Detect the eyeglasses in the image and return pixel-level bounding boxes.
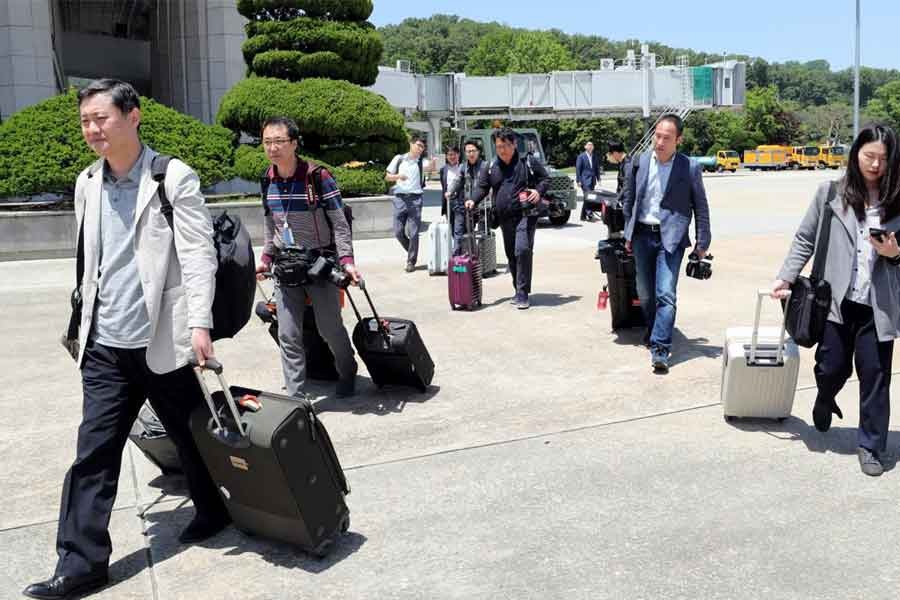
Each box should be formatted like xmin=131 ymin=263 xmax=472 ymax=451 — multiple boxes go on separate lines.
xmin=263 ymin=138 xmax=292 ymax=148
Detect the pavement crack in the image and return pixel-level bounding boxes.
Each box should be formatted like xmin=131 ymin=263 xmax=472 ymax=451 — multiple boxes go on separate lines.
xmin=127 ymin=445 xmax=161 ymax=600
xmin=345 ymin=400 xmax=724 ymax=472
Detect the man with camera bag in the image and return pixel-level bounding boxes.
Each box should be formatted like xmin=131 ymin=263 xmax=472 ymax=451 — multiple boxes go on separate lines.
xmin=623 ymin=114 xmax=711 ymax=373
xmin=468 ymin=127 xmax=550 ymax=309
xmin=255 ymin=117 xmax=360 ymax=399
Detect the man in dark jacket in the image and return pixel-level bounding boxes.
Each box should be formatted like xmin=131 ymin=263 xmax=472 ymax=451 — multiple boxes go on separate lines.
xmin=448 ymin=140 xmax=487 ymax=253
xmin=607 ymin=141 xmax=628 ymax=194
xmin=576 ymin=141 xmax=600 ymax=221
xmin=469 ymin=127 xmax=550 ymax=309
xmin=622 ymin=114 xmax=711 ymax=373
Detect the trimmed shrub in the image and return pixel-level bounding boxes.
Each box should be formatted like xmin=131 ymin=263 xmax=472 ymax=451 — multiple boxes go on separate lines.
xmin=0 ymin=90 xmax=234 ymax=197
xmin=250 ymin=50 xmax=378 ymax=86
xmin=232 ymin=144 xmax=388 ymax=197
xmin=237 ymin=0 xmax=373 ymax=22
xmin=217 ymin=77 xmax=407 ymax=161
xmin=243 ymin=18 xmax=382 ymax=65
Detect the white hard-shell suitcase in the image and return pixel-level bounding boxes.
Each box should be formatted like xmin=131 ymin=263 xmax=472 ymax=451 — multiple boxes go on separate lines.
xmin=427 ymin=219 xmax=451 ymax=275
xmin=721 ymin=289 xmax=800 ymax=421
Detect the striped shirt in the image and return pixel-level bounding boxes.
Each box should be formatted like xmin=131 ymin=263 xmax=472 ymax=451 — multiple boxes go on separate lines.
xmin=261 ymin=160 xmax=354 ymax=266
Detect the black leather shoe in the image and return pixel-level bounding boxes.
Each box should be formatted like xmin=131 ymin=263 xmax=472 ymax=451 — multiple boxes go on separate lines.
xmin=858 ymin=447 xmax=884 ymax=477
xmin=23 ymin=573 xmax=108 ymax=599
xmin=812 ymin=397 xmax=843 ymax=432
xmin=178 ymin=512 xmax=231 ymax=544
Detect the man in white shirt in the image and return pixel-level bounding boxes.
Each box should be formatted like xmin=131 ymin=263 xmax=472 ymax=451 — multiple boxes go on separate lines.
xmin=386 ymin=136 xmax=428 ymax=272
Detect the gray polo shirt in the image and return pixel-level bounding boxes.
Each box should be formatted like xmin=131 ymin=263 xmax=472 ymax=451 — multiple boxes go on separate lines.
xmin=639 ymin=152 xmax=675 ymax=225
xmin=92 ymin=148 xmax=152 ymax=348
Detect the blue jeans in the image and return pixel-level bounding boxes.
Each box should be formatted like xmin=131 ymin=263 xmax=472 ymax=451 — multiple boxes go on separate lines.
xmin=631 ymin=228 xmax=686 ymax=355
xmin=393 ymin=193 xmax=423 ymax=264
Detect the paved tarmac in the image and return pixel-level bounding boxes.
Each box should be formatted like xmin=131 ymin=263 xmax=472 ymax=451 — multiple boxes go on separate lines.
xmin=4 ymin=168 xmax=900 ymax=599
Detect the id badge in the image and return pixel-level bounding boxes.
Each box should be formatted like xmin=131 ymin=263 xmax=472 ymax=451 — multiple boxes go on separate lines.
xmin=282 ymin=225 xmax=295 ymax=247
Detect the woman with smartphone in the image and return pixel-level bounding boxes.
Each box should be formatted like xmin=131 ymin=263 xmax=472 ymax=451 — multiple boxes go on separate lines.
xmin=772 ymin=123 xmax=900 ymax=476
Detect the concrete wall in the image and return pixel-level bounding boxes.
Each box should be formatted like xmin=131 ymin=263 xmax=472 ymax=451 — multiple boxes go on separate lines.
xmin=151 ymin=0 xmax=246 ymax=123
xmin=0 ymin=196 xmax=397 ymax=261
xmin=0 ymin=0 xmax=56 ymax=121
xmin=0 ymin=0 xmax=247 ymax=124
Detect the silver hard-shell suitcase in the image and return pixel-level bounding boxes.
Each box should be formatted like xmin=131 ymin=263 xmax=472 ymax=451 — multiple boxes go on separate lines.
xmin=721 ymin=290 xmax=800 ymax=421
xmin=427 ymin=219 xmax=451 ymax=275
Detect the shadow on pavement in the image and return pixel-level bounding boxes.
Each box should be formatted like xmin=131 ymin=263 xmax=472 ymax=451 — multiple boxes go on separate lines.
xmin=314 ymin=383 xmax=440 ymax=416
xmin=608 ymin=326 xmax=722 ymax=368
xmin=728 ymin=416 xmax=899 ymax=471
xmin=109 ymin=504 xmax=366 ymax=587
xmin=526 ymin=293 xmax=581 ymax=308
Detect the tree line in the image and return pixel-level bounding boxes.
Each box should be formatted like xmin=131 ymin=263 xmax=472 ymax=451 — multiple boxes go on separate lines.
xmin=379 ymin=15 xmax=900 ymax=165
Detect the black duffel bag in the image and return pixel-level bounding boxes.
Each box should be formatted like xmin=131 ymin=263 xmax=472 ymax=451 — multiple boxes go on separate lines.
xmin=783 ymin=183 xmax=836 ymax=348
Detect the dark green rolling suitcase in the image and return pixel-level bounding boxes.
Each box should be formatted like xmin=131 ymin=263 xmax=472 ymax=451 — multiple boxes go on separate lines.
xmin=188 ymin=359 xmax=350 ymax=557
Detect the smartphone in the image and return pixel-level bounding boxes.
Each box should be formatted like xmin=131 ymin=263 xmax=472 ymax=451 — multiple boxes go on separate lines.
xmin=869 ymin=228 xmax=888 ymax=242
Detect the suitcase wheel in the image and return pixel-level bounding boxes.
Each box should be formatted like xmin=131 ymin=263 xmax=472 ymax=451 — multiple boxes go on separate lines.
xmin=311 ymin=537 xmax=334 ymax=559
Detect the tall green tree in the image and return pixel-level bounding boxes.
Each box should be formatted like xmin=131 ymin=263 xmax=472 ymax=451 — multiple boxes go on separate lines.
xmin=867 ymin=80 xmax=900 ymax=131
xmin=743 ymin=86 xmax=801 ymax=144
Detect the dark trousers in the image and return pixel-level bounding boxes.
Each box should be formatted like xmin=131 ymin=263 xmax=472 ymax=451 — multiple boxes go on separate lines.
xmin=580 ymin=185 xmax=595 ymax=219
xmin=815 ymin=299 xmax=894 ymax=453
xmin=55 ymin=340 xmax=226 ymax=578
xmin=500 ymin=213 xmax=538 ymax=299
xmin=452 ymin=204 xmax=478 ymax=255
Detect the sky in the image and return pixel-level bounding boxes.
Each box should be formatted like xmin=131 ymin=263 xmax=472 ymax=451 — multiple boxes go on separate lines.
xmin=370 ymin=0 xmax=897 ymax=71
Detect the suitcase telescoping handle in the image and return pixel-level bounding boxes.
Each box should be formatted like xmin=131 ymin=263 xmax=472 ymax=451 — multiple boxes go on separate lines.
xmin=750 ymin=289 xmax=791 ymax=365
xmin=465 ymin=207 xmax=478 ymax=257
xmin=189 ymin=357 xmax=250 ymax=446
xmin=344 ymin=280 xmax=391 ymax=346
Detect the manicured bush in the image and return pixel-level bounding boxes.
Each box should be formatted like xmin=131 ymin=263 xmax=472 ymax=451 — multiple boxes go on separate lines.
xmin=250 ymin=50 xmax=378 ymax=86
xmin=225 ymin=0 xmax=400 ymax=195
xmin=0 ymin=89 xmax=234 ymax=197
xmin=243 ymin=18 xmax=382 ymax=66
xmin=237 ymin=0 xmax=373 ymax=22
xmin=232 ymin=144 xmax=388 ymax=197
xmin=217 ymin=77 xmax=407 ymax=161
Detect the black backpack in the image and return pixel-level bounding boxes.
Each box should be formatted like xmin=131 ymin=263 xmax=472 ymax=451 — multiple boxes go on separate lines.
xmin=152 ymin=155 xmax=256 ymax=342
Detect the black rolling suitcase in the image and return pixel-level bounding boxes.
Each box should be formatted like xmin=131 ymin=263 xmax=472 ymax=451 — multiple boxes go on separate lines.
xmin=255 ymin=280 xmax=339 ymax=381
xmin=346 ymin=282 xmax=434 ymax=392
xmin=128 ymin=402 xmax=182 ymax=475
xmin=189 ymin=359 xmax=350 ymax=557
xmin=596 ymin=238 xmax=645 ymax=330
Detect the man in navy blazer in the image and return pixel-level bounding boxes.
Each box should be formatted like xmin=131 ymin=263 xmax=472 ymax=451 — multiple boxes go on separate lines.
xmin=576 ymin=141 xmax=600 ymax=220
xmin=622 ymin=114 xmax=711 ymax=372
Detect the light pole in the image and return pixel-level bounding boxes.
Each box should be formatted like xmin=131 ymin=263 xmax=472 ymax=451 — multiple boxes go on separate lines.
xmin=853 ymin=0 xmax=860 ymax=138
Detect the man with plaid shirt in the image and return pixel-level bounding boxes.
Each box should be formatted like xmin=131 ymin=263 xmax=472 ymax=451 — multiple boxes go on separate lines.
xmin=255 ymin=116 xmax=360 ymax=398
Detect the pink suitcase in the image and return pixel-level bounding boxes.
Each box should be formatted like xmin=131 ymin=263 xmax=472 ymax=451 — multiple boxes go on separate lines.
xmin=448 ymin=210 xmax=482 ymax=310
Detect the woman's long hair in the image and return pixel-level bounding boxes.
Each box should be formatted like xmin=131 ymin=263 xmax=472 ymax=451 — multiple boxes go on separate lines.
xmin=842 ymin=123 xmax=900 ymax=222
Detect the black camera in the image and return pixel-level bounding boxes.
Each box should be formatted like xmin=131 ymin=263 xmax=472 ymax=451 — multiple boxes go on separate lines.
xmin=308 ymin=253 xmax=351 ymax=288
xmin=685 ymin=252 xmax=713 ymax=280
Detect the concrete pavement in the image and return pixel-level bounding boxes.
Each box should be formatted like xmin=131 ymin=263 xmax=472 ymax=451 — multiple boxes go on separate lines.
xmin=3 ymin=168 xmax=900 ymax=599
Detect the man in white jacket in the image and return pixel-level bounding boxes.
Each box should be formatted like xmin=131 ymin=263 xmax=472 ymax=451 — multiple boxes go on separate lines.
xmin=24 ymin=79 xmax=229 ymax=600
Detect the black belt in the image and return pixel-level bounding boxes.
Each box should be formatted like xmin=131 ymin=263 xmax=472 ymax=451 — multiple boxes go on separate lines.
xmin=636 ymin=222 xmax=661 ymax=233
